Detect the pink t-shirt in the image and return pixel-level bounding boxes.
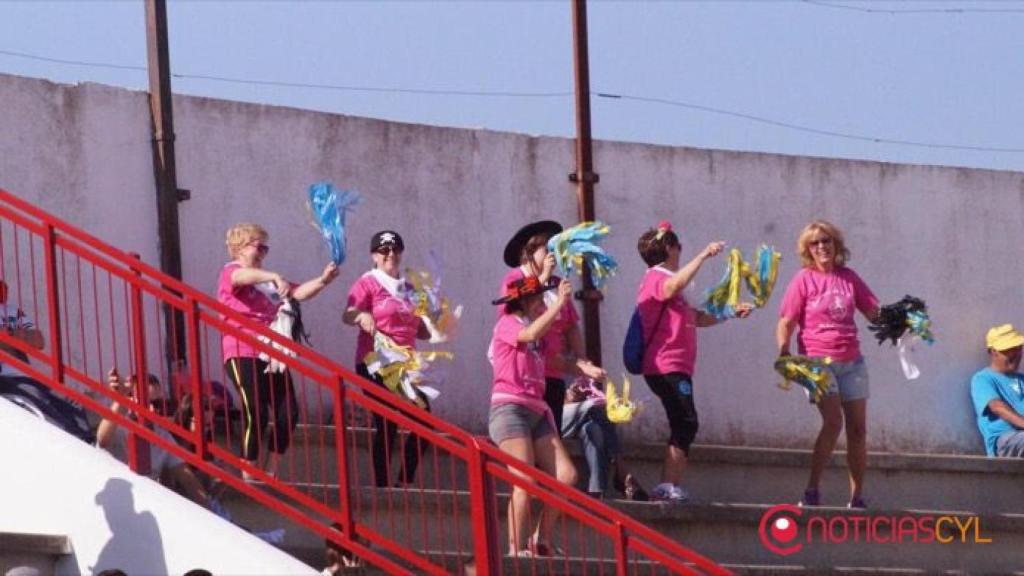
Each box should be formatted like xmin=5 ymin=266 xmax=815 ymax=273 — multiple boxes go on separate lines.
xmin=498 ymin=268 xmax=580 ymax=379
xmin=489 ymin=313 xmax=550 ymax=417
xmin=217 ymin=262 xmax=281 ymax=361
xmin=778 ymin=267 xmax=879 ymax=362
xmin=637 ymin=266 xmax=698 ymax=376
xmin=346 ymin=272 xmax=421 ymax=365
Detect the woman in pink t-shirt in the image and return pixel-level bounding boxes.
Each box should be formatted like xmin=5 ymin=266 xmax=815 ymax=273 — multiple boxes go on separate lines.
xmin=218 ymin=223 xmax=339 ymax=481
xmin=634 ymin=222 xmax=751 ymax=502
xmin=499 ymin=221 xmax=607 ymax=435
xmin=776 ymin=220 xmax=879 ymax=509
xmin=342 ymin=230 xmax=432 ymax=487
xmin=490 ymin=275 xmax=578 ymax=557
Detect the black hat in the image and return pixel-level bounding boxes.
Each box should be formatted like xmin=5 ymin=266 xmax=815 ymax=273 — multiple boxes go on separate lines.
xmin=502 ymin=220 xmax=562 ymax=268
xmin=370 ymin=230 xmax=404 ymax=253
xmin=491 ymin=276 xmax=557 ymax=305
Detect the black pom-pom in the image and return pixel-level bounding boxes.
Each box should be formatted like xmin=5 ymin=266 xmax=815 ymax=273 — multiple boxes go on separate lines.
xmin=868 ymin=295 xmax=927 ymax=346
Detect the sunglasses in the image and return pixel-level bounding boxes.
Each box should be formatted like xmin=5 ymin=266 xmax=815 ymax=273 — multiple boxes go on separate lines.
xmin=375 ymin=246 xmax=402 ymax=255
xmin=808 ymin=238 xmax=833 ymax=248
xmin=248 ymin=241 xmax=270 ymax=255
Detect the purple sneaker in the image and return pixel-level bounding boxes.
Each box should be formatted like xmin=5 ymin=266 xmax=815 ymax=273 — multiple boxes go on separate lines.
xmin=798 ymin=488 xmax=820 ymax=507
xmin=848 ymin=495 xmax=867 ymax=509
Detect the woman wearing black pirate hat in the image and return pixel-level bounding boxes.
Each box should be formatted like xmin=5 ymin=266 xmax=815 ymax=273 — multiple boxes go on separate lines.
xmin=498 ymin=221 xmax=607 ymax=433
xmin=343 ymin=230 xmax=432 ymax=487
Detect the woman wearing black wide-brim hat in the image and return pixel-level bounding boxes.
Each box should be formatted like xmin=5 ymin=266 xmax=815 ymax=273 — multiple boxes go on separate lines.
xmin=498 ymin=221 xmax=607 ymax=431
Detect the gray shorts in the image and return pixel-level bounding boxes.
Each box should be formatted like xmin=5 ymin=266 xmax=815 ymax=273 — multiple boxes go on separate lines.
xmin=488 ymin=403 xmax=554 ymax=444
xmin=824 ymin=357 xmax=870 ymax=402
xmin=996 ymin=430 xmax=1024 ymax=458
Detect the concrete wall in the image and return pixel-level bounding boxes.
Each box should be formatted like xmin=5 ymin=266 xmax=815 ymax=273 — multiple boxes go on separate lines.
xmin=0 ymin=397 xmax=316 ymax=575
xmin=3 ymin=72 xmax=1023 ymax=454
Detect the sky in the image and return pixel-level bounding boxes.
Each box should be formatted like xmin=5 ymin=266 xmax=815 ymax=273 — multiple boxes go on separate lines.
xmin=1 ymin=0 xmax=1023 ymax=173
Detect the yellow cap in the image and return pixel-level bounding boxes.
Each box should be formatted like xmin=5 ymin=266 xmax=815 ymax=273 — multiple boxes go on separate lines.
xmin=986 ymin=324 xmax=1024 ymax=351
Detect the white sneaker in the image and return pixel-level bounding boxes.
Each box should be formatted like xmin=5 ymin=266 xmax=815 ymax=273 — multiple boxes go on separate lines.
xmin=652 ymin=482 xmax=689 ymax=502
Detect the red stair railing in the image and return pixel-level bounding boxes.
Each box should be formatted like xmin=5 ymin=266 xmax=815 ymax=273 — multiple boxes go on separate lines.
xmin=0 ymin=188 xmax=730 ymax=576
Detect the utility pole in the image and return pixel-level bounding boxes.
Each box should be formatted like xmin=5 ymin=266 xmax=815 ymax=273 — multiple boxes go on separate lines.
xmin=145 ymin=0 xmax=187 ymax=372
xmin=570 ymin=0 xmax=602 ymax=364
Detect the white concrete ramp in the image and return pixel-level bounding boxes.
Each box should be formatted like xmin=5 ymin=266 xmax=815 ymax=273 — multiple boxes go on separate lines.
xmin=0 ymin=397 xmax=317 ymax=576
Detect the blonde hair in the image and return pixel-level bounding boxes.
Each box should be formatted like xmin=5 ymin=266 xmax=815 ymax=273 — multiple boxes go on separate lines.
xmin=797 ymin=220 xmax=850 ymax=268
xmin=225 ymin=223 xmax=268 ymax=259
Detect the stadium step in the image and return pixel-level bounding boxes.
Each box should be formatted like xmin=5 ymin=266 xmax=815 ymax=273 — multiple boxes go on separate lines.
xmin=212 ymin=424 xmax=1024 ymax=572
xmin=286 ymin=424 xmax=1024 ymax=514
xmin=618 ymin=442 xmax=1024 ymax=516
xmin=0 ymin=532 xmax=72 ymax=576
xmin=220 ymin=478 xmax=1023 ymax=574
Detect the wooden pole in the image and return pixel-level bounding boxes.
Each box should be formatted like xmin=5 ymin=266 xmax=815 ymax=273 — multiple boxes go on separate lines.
xmin=144 ymin=0 xmax=187 ymax=372
xmin=571 ymin=0 xmax=603 ymax=364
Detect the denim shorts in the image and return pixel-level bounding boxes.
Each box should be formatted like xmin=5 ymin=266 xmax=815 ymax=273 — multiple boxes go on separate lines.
xmin=824 ymin=357 xmax=870 ymax=401
xmin=996 ymin=430 xmax=1024 ymax=457
xmin=488 ymin=403 xmax=555 ymax=444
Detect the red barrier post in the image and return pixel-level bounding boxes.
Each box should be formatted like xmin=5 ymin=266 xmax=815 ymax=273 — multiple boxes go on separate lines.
xmin=185 ymin=296 xmax=206 ymax=461
xmin=41 ymin=225 xmax=64 ymax=385
xmin=127 ymin=253 xmax=152 ymax=476
xmin=333 ymin=375 xmax=355 ymax=541
xmin=466 ymin=437 xmax=498 ymax=576
xmin=614 ymin=520 xmax=628 ymax=576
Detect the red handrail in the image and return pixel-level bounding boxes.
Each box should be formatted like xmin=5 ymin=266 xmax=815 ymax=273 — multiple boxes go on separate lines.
xmin=0 ymin=187 xmax=731 ymax=575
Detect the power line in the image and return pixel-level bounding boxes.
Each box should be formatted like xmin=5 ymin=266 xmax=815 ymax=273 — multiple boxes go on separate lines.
xmin=2 ymin=46 xmax=1022 ymax=154
xmin=0 ymin=48 xmax=146 ymax=72
xmin=0 ymin=48 xmax=571 ymax=98
xmin=803 ymin=0 xmax=1024 ymax=14
xmin=594 ymin=92 xmax=1024 ymax=153
xmin=168 ymin=71 xmax=572 ymax=98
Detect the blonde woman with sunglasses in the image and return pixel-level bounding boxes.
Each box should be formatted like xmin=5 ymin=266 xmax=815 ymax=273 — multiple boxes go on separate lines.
xmin=219 ymin=223 xmax=338 ymax=481
xmin=777 ymin=220 xmax=880 ymax=509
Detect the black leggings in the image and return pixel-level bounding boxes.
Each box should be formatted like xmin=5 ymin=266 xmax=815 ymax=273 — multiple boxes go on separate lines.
xmin=357 ymin=363 xmax=432 ymax=487
xmin=644 ymin=372 xmax=699 ymax=455
xmin=544 ymin=377 xmax=567 ymax=437
xmin=225 ymin=357 xmax=298 ymax=462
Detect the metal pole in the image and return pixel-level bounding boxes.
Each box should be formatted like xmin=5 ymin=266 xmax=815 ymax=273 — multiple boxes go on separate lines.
xmin=570 ymin=0 xmax=603 ymax=364
xmin=144 ymin=0 xmax=187 ymax=373
xmin=467 ymin=439 xmax=498 ymax=576
xmin=128 ymin=254 xmax=152 ymax=477
xmin=42 ymin=225 xmax=64 ymax=387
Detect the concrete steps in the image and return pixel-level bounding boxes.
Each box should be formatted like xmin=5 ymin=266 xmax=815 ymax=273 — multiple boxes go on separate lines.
xmin=729 ymin=568 xmax=1013 ymax=576
xmin=222 ymin=481 xmax=1024 ymax=574
xmin=619 ymin=501 xmax=1021 ymax=572
xmin=0 ymin=532 xmax=72 ymax=576
xmin=633 ymin=443 xmax=1024 ymax=515
xmin=222 ymin=425 xmax=1024 ymax=574
xmin=284 ymin=424 xmax=1024 ymax=514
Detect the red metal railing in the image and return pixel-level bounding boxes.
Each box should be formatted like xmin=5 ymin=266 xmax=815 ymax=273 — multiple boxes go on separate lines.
xmin=0 ymin=188 xmax=730 ymax=575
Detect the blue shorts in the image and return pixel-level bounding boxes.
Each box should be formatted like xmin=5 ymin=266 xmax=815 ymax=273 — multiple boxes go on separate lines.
xmin=824 ymin=357 xmax=870 ymax=402
xmin=488 ymin=403 xmax=555 ymax=444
